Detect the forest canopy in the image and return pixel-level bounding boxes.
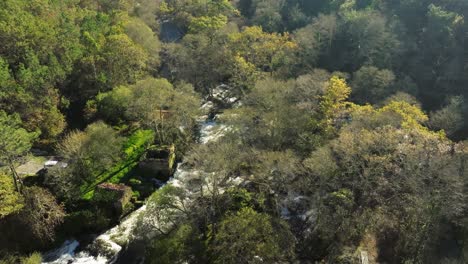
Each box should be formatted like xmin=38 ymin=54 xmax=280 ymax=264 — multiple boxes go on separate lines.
xmin=1 ymin=0 xmax=468 ymax=263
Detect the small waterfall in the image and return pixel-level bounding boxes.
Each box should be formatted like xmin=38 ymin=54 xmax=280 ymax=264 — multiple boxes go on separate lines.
xmin=41 ymin=240 xmax=108 ymax=264
xmin=42 ymin=205 xmax=148 ymax=264
xmin=42 ymin=108 xmax=225 ymax=264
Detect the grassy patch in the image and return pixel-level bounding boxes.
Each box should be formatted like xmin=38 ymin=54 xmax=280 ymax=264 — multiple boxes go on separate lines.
xmin=80 ymin=130 xmax=155 ymax=200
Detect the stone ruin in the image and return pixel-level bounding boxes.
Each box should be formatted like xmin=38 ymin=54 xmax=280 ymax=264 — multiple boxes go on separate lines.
xmin=138 ymin=144 xmax=175 ymax=181
xmin=93 ymin=183 xmax=133 ymax=217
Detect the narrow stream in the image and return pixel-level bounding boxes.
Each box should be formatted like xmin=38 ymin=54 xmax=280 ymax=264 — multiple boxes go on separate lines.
xmin=42 ymin=110 xmax=223 ymax=264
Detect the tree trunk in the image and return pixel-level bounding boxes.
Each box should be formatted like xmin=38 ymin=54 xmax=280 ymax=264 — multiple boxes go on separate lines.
xmin=7 ymin=157 xmax=22 ymax=193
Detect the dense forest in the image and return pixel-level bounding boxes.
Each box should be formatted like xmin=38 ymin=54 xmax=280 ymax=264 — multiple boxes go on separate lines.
xmin=1 ymin=0 xmax=468 ymax=263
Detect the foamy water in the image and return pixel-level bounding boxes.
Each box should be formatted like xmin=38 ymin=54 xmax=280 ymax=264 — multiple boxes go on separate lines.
xmin=42 ymin=110 xmax=225 ymax=264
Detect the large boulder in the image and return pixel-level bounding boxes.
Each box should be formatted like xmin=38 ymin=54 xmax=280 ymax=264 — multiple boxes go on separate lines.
xmin=210 ymin=84 xmax=239 ymax=109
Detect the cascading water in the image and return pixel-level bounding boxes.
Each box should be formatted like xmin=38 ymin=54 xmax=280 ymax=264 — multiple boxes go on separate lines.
xmin=42 ymin=107 xmax=225 ymax=264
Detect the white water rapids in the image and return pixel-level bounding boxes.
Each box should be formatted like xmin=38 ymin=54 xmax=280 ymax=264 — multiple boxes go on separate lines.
xmin=42 ymin=112 xmax=226 ymax=264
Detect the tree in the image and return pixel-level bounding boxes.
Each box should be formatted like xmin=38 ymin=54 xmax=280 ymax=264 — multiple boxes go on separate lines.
xmin=294 ymin=14 xmax=337 ymax=70
xmin=251 ymin=0 xmax=284 ymax=32
xmin=424 ymin=5 xmax=463 ymax=62
xmin=0 ymin=173 xmax=24 ymax=218
xmin=79 ymin=0 xmax=133 ymax=12
xmin=298 ymin=98 xmax=464 ymax=262
xmin=249 ymin=150 xmax=301 ymax=212
xmin=227 ymin=26 xmax=298 ymax=75
xmin=59 ymin=122 xmax=123 ymax=176
xmin=238 ymin=0 xmax=255 ymax=18
xmin=411 ymin=4 xmax=465 ymax=105
xmin=0 ymin=252 xmax=42 ymax=264
xmin=224 ymin=72 xmax=347 ymax=153
xmin=132 ymin=0 xmax=161 ymax=29
xmin=283 ymin=3 xmax=308 ymax=30
xmin=428 ymin=96 xmax=465 ymax=137
xmin=227 ymin=55 xmax=261 ymax=97
xmin=0 ymin=0 xmax=80 ymax=141
xmin=46 ymin=121 xmax=123 ymax=200
xmin=17 ymin=187 xmax=65 ymax=243
xmin=224 ymin=78 xmax=310 ymax=151
xmin=0 ymin=111 xmax=38 ymax=193
xmin=189 ymin=14 xmax=228 ymax=35
xmin=156 ymin=0 xmax=234 ymax=30
xmin=101 ymin=34 xmax=147 ymax=88
xmin=333 ymin=10 xmax=401 ymax=71
xmin=139 ymin=184 xmax=191 ymax=238
xmin=164 ymin=33 xmax=230 ymax=92
xmin=147 ymin=223 xmax=204 ymax=264
xmin=210 ymin=207 xmax=295 ymax=263
xmin=351 ymin=66 xmax=396 ymax=104
xmin=93 ymin=85 xmax=133 ymax=124
xmin=318 ymin=75 xmax=351 ymax=137
xmin=126 ymin=78 xmax=201 ymax=145
xmin=124 ymin=17 xmax=161 ymax=72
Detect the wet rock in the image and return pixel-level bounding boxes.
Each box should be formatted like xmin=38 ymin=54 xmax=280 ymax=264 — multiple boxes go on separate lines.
xmin=210 ymin=84 xmax=239 ymax=109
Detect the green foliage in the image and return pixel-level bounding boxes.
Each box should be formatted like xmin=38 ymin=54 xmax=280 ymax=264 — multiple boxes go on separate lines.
xmin=4 ymin=0 xmax=468 ymax=262
xmin=318 ymin=76 xmax=352 ymax=137
xmin=157 ymin=0 xmax=235 ymax=30
xmin=0 ymin=173 xmax=24 ymax=218
xmin=21 ymin=252 xmax=42 ymax=264
xmin=94 ymin=77 xmax=201 ymax=146
xmin=0 ymin=252 xmax=42 ymax=264
xmin=144 ymin=184 xmax=189 ymax=235
xmin=224 ymin=78 xmax=311 ymax=151
xmin=340 ymin=9 xmax=401 ymax=70
xmin=426 ymin=4 xmax=463 ymax=46
xmin=80 ymin=129 xmax=154 ymax=200
xmin=0 ymin=111 xmax=39 ymax=192
xmin=0 ymin=112 xmax=38 ymax=162
xmin=351 ymin=66 xmax=396 ymax=104
xmin=94 ymin=85 xmax=132 ymax=124
xmin=101 ymin=34 xmax=148 ymax=87
xmin=298 ymin=99 xmax=463 ymax=261
xmin=320 ymin=76 xmax=351 ymax=117
xmin=128 ymin=178 xmax=142 ymax=186
xmin=45 ymin=122 xmax=126 ymax=201
xmin=428 ymin=96 xmax=465 ymax=137
xmin=228 ymin=26 xmax=298 ymax=74
xmin=294 ymin=14 xmax=338 ymax=69
xmin=189 ymin=15 xmax=228 ymax=34
xmin=225 ymin=188 xmax=254 ymax=211
xmin=210 ymin=207 xmax=295 ymax=263
xmin=132 ymin=0 xmax=160 ymax=29
xmin=124 ymin=17 xmax=161 ymax=71
xmin=18 ymin=187 xmax=65 ymax=243
xmin=123 ymin=130 xmax=155 ymax=157
xmin=147 ymin=224 xmax=204 ymax=264
xmin=0 ymin=0 xmax=80 ymax=140
xmin=251 ymin=0 xmax=284 ymax=32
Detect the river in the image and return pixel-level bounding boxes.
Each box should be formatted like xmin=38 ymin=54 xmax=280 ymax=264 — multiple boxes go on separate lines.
xmin=42 ymin=108 xmax=226 ymax=264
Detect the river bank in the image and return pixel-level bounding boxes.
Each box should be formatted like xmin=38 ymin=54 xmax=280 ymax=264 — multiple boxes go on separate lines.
xmin=41 ymin=106 xmax=228 ymax=264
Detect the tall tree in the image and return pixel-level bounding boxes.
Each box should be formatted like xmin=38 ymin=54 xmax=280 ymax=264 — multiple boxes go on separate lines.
xmin=333 ymin=10 xmax=401 ymax=71
xmin=294 ymin=14 xmax=338 ymax=70
xmin=0 ymin=111 xmax=38 ymax=193
xmin=351 ymin=66 xmax=396 ymax=104
xmin=0 ymin=173 xmax=24 ymax=218
xmin=210 ymin=207 xmax=295 ymax=263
